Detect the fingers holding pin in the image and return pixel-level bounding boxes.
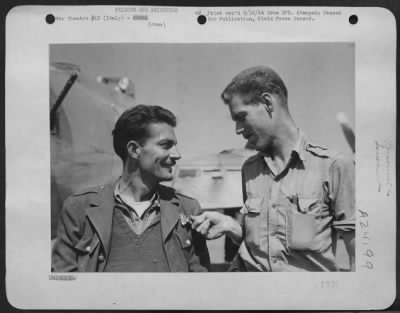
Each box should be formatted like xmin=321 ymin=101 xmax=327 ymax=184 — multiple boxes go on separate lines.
xmin=191 ymin=213 xmax=206 ymax=229
xmin=192 ymin=212 xmax=239 ymax=241
xmin=196 ymin=218 xmax=211 ymax=236
xmin=191 ymin=213 xmax=214 ymax=238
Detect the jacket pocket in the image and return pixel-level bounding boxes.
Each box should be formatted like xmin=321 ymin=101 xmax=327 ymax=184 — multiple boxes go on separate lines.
xmin=176 ymin=229 xmax=192 ymax=249
xmin=74 ymin=236 xmax=99 ymax=255
xmin=74 ymin=236 xmax=100 ymax=271
xmin=75 ymin=236 xmax=100 ymax=272
xmin=173 ymin=229 xmax=193 ymax=271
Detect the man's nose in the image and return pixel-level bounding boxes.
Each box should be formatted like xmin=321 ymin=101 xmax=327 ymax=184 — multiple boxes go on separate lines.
xmin=236 ymin=122 xmax=244 ymax=135
xmin=170 ymin=146 xmax=181 ymax=160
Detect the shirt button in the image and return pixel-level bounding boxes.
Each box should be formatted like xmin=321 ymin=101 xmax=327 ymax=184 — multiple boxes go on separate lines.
xmin=85 ymin=246 xmax=91 ymax=252
xmin=152 ymin=259 xmax=158 ymax=263
xmin=185 ymin=239 xmax=191 ymax=245
xmin=98 ymin=254 xmax=105 ymax=262
xmin=272 ymin=258 xmax=278 ymax=263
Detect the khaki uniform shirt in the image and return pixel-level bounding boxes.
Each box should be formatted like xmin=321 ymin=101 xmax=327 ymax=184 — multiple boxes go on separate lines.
xmin=238 ymin=132 xmax=355 ymax=271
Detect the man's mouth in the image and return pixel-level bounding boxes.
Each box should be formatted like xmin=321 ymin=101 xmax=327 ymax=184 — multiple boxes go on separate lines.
xmin=161 ymin=162 xmax=176 ymax=170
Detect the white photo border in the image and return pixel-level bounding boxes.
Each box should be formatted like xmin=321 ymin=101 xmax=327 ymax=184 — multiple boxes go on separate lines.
xmin=5 ymin=5 xmax=396 ymax=310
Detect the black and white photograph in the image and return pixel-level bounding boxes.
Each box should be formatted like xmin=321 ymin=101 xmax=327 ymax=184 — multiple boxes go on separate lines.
xmin=50 ymin=42 xmax=355 ymax=273
xmin=5 ymin=5 xmax=396 ymax=310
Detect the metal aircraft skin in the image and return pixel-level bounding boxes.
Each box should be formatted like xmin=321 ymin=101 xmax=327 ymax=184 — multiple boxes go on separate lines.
xmin=50 ymin=62 xmax=135 ymax=237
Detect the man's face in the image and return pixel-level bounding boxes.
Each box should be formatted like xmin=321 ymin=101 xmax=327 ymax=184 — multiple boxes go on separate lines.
xmin=228 ymin=94 xmax=273 ymax=152
xmin=137 ymin=122 xmax=181 ymax=182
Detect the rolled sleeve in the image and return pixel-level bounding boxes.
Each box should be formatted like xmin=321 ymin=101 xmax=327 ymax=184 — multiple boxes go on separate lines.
xmin=329 ymin=156 xmax=355 ymax=232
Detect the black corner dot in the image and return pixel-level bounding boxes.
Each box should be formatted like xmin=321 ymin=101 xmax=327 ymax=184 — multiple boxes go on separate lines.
xmin=349 ymin=15 xmax=358 ymax=25
xmin=46 ymin=14 xmax=55 ymax=24
xmin=197 ymin=15 xmax=206 ymax=25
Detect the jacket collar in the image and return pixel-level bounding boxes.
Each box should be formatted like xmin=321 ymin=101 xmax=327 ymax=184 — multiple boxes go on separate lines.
xmin=158 ymin=185 xmax=181 ymax=242
xmin=86 ymin=180 xmax=181 ymax=256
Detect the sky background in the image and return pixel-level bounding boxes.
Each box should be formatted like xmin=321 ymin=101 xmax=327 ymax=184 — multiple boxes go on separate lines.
xmin=50 ymin=42 xmax=355 ymax=159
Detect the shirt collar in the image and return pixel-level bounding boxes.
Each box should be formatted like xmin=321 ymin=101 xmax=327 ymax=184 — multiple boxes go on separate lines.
xmin=114 ymin=179 xmax=160 ymax=213
xmin=292 ymin=129 xmax=307 ymax=162
xmin=262 ymin=129 xmax=307 ymax=177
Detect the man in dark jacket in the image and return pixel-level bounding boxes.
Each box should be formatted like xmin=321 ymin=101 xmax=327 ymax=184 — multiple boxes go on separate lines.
xmin=52 ymin=105 xmax=210 ymax=272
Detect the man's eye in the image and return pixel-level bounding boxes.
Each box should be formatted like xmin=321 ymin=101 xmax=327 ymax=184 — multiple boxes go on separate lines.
xmin=160 ymin=142 xmax=172 ymax=149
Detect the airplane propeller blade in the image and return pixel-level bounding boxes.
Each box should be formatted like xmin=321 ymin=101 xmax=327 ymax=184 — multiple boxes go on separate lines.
xmin=336 ymin=112 xmax=355 ymax=153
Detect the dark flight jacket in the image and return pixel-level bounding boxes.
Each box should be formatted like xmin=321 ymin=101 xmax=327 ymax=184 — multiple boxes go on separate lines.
xmin=52 ymin=181 xmax=210 ymax=272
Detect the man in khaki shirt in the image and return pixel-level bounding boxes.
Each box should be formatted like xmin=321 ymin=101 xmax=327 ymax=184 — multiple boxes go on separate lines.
xmin=192 ymin=66 xmax=355 ymax=272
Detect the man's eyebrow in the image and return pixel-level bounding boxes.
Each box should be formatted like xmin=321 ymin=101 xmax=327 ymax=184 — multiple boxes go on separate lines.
xmin=158 ymin=138 xmax=177 ymax=145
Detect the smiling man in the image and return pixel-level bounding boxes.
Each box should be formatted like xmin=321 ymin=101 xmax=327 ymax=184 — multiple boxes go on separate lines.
xmin=192 ymin=66 xmax=355 ymax=272
xmin=52 ymin=105 xmax=210 ymax=272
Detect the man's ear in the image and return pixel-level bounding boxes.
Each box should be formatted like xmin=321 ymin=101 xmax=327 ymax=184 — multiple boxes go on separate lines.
xmin=261 ymin=92 xmax=273 ymax=113
xmin=126 ymin=140 xmax=141 ymax=159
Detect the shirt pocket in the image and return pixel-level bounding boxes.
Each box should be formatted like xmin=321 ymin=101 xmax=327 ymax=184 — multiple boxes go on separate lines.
xmin=297 ymin=197 xmax=322 ymax=215
xmin=286 ymin=197 xmax=321 ymax=252
xmin=243 ymin=197 xmax=263 ymax=248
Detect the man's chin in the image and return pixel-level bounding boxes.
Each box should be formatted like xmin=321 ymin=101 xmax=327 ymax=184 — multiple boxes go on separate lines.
xmin=158 ymin=172 xmax=174 ymax=182
xmin=163 ymin=176 xmax=173 ymax=181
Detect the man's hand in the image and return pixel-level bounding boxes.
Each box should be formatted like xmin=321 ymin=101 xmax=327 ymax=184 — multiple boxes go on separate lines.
xmin=191 ymin=211 xmax=243 ymax=243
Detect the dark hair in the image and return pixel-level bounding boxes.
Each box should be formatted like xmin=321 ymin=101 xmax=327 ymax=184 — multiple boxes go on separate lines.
xmin=112 ymin=104 xmax=177 ymax=162
xmin=221 ymin=66 xmax=288 ymax=105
